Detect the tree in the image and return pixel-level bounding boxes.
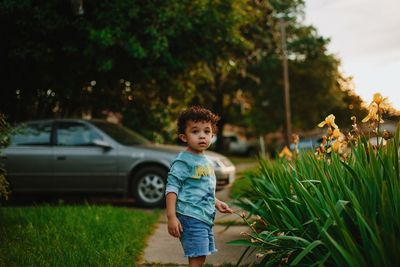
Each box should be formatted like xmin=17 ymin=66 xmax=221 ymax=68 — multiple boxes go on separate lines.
xmin=0 ymin=0 xmax=255 ymax=142
xmin=0 ymin=0 xmax=367 ymax=145
xmin=233 ymin=1 xmax=366 ymax=137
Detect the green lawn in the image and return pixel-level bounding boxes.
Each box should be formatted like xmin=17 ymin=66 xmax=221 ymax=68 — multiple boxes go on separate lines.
xmin=0 ymin=205 xmax=160 ymax=267
xmin=227 ymin=156 xmax=259 ymax=165
xmin=229 ymin=156 xmax=260 ymax=199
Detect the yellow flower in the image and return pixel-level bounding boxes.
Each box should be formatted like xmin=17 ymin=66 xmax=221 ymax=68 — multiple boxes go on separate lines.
xmin=373 ymin=92 xmax=386 ymax=105
xmin=362 ymin=102 xmax=384 ymax=123
xmin=332 ymin=129 xmax=341 ymax=139
xmin=332 ymin=140 xmax=341 ymax=153
xmin=279 ymin=146 xmax=293 ymax=160
xmin=368 ymin=92 xmax=389 ymax=116
xmin=318 ymin=114 xmax=338 ymax=129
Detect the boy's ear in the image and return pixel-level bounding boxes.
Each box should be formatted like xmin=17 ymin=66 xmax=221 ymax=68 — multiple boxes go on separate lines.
xmin=178 ymin=134 xmax=187 ymax=143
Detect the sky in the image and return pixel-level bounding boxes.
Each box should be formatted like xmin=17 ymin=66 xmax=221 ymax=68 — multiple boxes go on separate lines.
xmin=304 ymin=0 xmax=400 ymax=110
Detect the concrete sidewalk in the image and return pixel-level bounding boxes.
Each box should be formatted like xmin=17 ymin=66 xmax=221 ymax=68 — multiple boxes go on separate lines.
xmin=140 ymin=190 xmax=255 ymax=266
xmin=140 ymin=221 xmax=253 ymax=266
xmin=140 ymin=162 xmax=258 ymax=266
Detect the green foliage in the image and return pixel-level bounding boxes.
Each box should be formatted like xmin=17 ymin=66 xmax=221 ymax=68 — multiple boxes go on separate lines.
xmin=0 ymin=113 xmax=11 ymax=147
xmin=0 ymin=168 xmax=8 ymax=202
xmin=228 ymin=157 xmax=260 ymax=199
xmin=0 ymin=205 xmax=160 ymax=266
xmin=0 ymin=0 xmax=256 ymax=141
xmin=232 ymin=126 xmax=400 ymax=266
xmin=244 ymin=22 xmax=365 ymax=134
xmin=0 ymin=113 xmax=11 ymax=201
xmin=0 ymin=0 xmax=367 ymax=142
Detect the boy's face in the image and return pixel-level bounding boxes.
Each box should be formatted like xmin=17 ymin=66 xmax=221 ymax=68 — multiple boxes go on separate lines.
xmin=179 ymin=120 xmax=213 ymax=154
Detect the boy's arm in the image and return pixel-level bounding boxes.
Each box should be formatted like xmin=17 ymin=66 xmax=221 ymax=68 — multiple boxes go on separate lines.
xmin=166 ymin=192 xmax=183 ymax=238
xmin=215 ymin=197 xmax=233 ymax=214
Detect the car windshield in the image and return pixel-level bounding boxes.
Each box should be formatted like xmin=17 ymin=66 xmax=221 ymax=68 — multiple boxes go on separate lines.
xmin=92 ymin=121 xmax=150 ymax=146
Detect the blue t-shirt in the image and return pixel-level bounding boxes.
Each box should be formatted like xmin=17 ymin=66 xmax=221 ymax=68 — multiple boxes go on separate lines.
xmin=165 ymin=151 xmax=216 ymax=225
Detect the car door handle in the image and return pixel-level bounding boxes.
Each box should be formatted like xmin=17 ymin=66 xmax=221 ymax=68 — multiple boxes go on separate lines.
xmin=56 ymin=156 xmax=66 ymax=160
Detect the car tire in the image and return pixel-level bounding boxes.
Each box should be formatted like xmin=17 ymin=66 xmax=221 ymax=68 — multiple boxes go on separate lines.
xmin=131 ymin=166 xmax=167 ymax=208
xmin=247 ymin=147 xmax=257 ymax=157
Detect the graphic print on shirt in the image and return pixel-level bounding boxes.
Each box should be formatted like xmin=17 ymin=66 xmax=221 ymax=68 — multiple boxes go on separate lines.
xmin=200 ymin=188 xmax=215 ymax=203
xmin=191 ymin=163 xmax=214 ymax=179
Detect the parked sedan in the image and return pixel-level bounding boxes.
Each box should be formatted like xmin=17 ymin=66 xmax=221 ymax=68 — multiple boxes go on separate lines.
xmin=289 ymin=137 xmax=323 ymax=152
xmin=0 ymin=119 xmax=235 ymax=207
xmin=221 ymin=133 xmax=259 ymax=157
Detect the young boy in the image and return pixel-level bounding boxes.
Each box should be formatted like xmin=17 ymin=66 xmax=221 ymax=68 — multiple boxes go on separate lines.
xmin=166 ymin=106 xmax=233 ymax=267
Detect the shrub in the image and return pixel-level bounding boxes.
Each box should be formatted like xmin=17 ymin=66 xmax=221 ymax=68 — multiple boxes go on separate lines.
xmin=0 ymin=113 xmax=11 ymax=201
xmin=233 ymin=125 xmax=399 ymax=266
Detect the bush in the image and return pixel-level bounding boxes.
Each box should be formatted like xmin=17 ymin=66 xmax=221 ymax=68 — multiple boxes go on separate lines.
xmin=232 ymin=125 xmax=400 ymax=266
xmin=0 ymin=113 xmax=11 ymax=201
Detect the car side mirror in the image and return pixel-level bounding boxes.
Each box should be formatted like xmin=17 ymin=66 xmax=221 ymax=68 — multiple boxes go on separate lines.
xmin=92 ymin=139 xmax=112 ymax=150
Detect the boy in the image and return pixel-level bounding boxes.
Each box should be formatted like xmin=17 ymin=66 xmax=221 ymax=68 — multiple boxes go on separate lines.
xmin=166 ymin=106 xmax=233 ymax=267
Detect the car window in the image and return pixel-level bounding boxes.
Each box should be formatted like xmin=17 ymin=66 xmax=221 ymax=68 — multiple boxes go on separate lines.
xmin=92 ymin=121 xmax=150 ymax=145
xmin=9 ymin=122 xmax=52 ymax=146
xmin=56 ymin=122 xmax=102 ymax=146
xmin=223 ymin=136 xmax=237 ymax=142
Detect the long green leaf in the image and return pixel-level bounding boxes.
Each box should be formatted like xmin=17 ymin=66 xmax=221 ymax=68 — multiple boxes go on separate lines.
xmin=290 ymin=240 xmax=324 ymax=265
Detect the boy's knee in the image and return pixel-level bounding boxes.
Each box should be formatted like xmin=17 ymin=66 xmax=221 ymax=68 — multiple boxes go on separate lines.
xmin=189 ymin=255 xmax=206 ymax=267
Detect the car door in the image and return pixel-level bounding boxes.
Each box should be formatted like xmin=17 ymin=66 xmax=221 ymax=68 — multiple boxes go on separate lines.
xmin=0 ymin=121 xmax=54 ymax=191
xmin=52 ymin=121 xmax=119 ymax=191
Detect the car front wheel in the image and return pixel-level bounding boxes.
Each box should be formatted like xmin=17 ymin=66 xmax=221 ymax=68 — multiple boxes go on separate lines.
xmin=131 ymin=166 xmax=167 ymax=208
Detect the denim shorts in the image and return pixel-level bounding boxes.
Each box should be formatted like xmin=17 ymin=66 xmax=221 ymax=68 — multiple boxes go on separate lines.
xmin=177 ymin=214 xmax=217 ymax=258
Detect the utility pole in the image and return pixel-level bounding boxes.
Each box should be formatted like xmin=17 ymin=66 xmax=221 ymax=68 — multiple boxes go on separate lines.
xmin=71 ymin=0 xmax=84 ymax=15
xmin=279 ymin=16 xmax=292 ymax=147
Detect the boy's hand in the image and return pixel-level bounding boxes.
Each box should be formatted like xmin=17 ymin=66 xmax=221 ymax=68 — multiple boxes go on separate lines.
xmin=167 ymin=216 xmax=183 ymax=238
xmin=215 ymin=199 xmax=233 ymax=214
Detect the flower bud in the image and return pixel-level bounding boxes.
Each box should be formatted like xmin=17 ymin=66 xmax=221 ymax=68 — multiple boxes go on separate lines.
xmin=256 ymin=253 xmax=264 ymax=259
xmin=382 ymin=130 xmax=392 ymax=140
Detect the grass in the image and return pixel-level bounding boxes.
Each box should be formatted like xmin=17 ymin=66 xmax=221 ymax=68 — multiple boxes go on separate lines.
xmin=230 ymin=176 xmax=253 ymax=200
xmin=225 ymin=155 xmax=260 ymax=199
xmin=229 ymin=159 xmax=260 ymax=200
xmin=227 ymin=156 xmax=258 ymax=165
xmin=0 ymin=204 xmax=160 ymax=267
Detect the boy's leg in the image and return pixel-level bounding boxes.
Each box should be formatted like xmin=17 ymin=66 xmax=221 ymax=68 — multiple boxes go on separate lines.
xmin=189 ymin=256 xmax=206 ymax=267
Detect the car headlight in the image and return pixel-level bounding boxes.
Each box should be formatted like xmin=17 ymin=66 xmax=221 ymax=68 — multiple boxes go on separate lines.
xmin=209 ymin=158 xmax=222 ymax=168
xmin=219 ymin=157 xmax=233 ymax=167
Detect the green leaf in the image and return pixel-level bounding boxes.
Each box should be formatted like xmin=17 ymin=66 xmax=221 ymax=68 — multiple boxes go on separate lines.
xmin=227 ymin=239 xmax=259 ymax=247
xmin=290 ymin=240 xmax=324 ymax=265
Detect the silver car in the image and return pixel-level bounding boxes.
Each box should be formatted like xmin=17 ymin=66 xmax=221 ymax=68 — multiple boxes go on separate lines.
xmin=0 ymin=119 xmax=235 ymax=207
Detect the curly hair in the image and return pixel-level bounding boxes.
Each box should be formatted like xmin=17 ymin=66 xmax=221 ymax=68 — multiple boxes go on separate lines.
xmin=177 ymin=106 xmax=220 ymax=135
